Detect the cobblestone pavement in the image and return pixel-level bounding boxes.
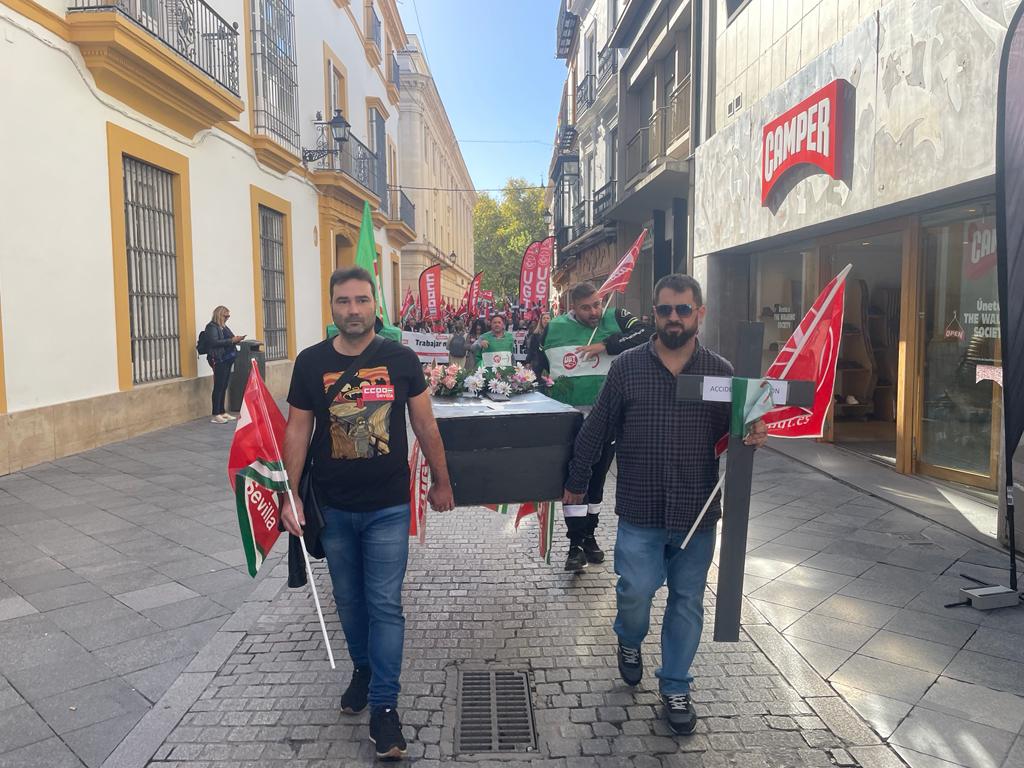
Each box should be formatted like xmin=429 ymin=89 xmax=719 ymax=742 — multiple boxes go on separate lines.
xmin=147 ymin=459 xmax=906 ymax=768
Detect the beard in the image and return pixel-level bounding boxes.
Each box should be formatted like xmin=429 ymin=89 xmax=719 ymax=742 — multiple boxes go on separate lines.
xmin=657 ymin=323 xmax=696 ymax=349
xmin=335 ymin=314 xmax=373 ymax=339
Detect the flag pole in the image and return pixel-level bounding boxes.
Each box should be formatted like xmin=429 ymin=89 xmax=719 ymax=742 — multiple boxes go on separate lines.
xmin=682 ymin=473 xmax=725 ymax=549
xmin=585 ymin=293 xmax=615 ymax=345
xmin=251 ymin=362 xmax=336 ymax=670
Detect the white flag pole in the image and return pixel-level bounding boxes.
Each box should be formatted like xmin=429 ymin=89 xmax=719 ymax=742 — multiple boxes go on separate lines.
xmin=682 ymin=473 xmax=725 ymax=550
xmin=585 ymin=293 xmax=615 ymax=345
xmin=251 ymin=362 xmax=336 ymax=670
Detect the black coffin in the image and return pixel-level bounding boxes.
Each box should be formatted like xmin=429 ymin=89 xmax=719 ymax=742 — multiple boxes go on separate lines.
xmin=432 ymin=392 xmax=583 ymax=506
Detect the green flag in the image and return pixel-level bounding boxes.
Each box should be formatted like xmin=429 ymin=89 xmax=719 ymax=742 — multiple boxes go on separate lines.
xmin=355 ymin=201 xmax=402 ymax=342
xmin=729 ymin=378 xmax=775 ymax=437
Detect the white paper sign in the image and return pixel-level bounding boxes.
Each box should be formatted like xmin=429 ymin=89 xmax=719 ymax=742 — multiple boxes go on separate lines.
xmin=485 ymin=351 xmax=513 ymax=368
xmin=701 ymin=377 xmax=733 ymax=402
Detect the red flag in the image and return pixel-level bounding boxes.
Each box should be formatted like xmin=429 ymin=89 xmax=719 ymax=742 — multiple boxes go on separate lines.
xmin=399 ymin=287 xmax=415 ymax=322
xmin=408 ymin=440 xmax=428 ymax=542
xmin=468 ymin=271 xmax=483 ymax=316
xmin=227 ymin=361 xmax=288 ymax=577
xmin=419 ymin=265 xmax=442 ymax=321
xmin=519 ymin=237 xmax=554 ymax=309
xmin=597 ymin=230 xmax=647 ymax=298
xmin=762 ymin=264 xmax=851 ymax=438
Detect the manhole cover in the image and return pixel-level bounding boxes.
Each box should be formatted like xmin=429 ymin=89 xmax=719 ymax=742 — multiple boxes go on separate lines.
xmin=455 ymin=668 xmax=537 ymax=754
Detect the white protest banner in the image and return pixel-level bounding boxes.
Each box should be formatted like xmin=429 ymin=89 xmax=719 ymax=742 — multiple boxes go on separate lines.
xmin=401 ymin=331 xmax=452 ymax=362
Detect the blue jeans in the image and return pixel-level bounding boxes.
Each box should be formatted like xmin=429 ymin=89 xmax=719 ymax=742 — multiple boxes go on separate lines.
xmin=613 ymin=519 xmax=716 ymax=695
xmin=320 ymin=503 xmax=410 ymax=709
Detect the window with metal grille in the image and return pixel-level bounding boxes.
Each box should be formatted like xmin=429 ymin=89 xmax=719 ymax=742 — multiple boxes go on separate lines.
xmin=259 ymin=205 xmax=288 ymax=360
xmin=251 ymin=0 xmax=300 ymax=154
xmin=123 ymin=156 xmax=181 ymax=385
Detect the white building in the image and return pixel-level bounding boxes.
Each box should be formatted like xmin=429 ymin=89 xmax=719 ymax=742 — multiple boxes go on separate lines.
xmin=0 ymin=0 xmax=415 ymax=473
xmin=397 ymin=35 xmax=475 ymax=307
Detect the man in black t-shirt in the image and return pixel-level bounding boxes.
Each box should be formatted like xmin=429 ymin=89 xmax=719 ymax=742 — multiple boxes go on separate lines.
xmin=283 ymin=267 xmax=453 ymax=762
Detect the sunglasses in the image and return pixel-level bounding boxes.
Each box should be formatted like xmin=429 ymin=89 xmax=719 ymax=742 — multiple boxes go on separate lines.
xmin=654 ymin=303 xmax=695 ymax=318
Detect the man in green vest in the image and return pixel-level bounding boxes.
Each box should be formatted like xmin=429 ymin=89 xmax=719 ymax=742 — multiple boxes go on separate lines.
xmin=472 ymin=313 xmax=516 ymax=367
xmin=541 ymin=282 xmax=649 ymax=571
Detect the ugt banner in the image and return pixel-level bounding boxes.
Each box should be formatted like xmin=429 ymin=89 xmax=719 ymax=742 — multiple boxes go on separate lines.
xmin=418 ymin=265 xmax=442 ymax=321
xmin=519 ymin=236 xmax=554 ymax=309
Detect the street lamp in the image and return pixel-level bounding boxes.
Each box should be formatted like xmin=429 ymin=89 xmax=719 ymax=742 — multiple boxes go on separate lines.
xmin=302 ymin=110 xmax=350 ymax=164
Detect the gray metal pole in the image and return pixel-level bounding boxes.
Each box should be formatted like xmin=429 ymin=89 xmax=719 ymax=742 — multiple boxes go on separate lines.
xmin=714 ymin=322 xmax=764 ymax=642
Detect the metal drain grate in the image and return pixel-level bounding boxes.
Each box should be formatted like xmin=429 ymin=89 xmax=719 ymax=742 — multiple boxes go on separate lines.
xmin=455 ymin=668 xmax=537 ymax=754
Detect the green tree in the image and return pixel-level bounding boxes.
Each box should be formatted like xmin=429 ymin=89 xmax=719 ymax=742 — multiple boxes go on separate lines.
xmin=473 ymin=178 xmax=548 ymax=303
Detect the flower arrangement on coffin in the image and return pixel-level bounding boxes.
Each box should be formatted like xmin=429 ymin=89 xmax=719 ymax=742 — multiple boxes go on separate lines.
xmin=424 ymin=362 xmax=467 ymax=397
xmin=425 ymin=362 xmax=554 ymax=399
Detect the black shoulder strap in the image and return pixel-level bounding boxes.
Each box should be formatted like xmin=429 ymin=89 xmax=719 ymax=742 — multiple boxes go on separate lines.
xmin=306 ymin=335 xmax=384 ymax=467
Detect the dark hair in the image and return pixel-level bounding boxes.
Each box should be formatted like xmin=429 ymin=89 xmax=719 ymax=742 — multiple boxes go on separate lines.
xmin=569 ymin=282 xmax=597 ymax=305
xmin=490 ymin=313 xmax=507 ymax=324
xmin=653 ymin=274 xmax=703 ymax=307
xmin=330 ymin=267 xmax=375 ymax=298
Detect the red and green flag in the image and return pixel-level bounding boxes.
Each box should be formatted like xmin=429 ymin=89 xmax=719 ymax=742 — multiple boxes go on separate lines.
xmin=227 ymin=361 xmax=289 ymax=577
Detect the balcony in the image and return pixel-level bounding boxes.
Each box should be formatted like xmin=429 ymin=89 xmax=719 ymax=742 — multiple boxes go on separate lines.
xmin=558 ymin=123 xmax=577 ymax=151
xmin=576 ymin=74 xmax=595 ymax=115
xmin=556 ymin=2 xmax=578 ymax=59
xmin=67 ymin=0 xmax=243 ymax=137
xmin=313 ymin=130 xmax=382 ymax=202
xmin=385 ymin=189 xmax=416 ymax=247
xmin=556 ymin=225 xmax=573 ymax=258
xmin=593 ymin=180 xmax=617 ymax=222
xmin=598 ymin=47 xmax=617 ymax=89
xmin=669 ymin=75 xmax=692 ymax=151
xmin=572 ymin=199 xmax=591 ymax=240
xmin=625 ymin=125 xmax=649 ymax=183
xmin=364 ymin=4 xmax=382 ymax=66
xmin=387 ymin=51 xmax=401 ymax=103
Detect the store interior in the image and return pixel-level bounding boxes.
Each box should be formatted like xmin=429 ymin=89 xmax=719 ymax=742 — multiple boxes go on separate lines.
xmin=828 ymin=233 xmax=903 ymax=465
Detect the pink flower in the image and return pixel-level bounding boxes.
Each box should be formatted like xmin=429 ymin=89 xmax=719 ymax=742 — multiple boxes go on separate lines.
xmin=446 ymin=364 xmax=459 ymax=377
xmin=443 ymin=375 xmax=457 ymax=389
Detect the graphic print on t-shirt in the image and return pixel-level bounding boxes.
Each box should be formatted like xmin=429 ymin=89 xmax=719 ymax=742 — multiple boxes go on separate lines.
xmin=322 ymin=365 xmax=394 ymax=459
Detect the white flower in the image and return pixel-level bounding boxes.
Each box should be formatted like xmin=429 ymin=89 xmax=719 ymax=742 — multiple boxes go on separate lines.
xmin=463 ymin=371 xmax=485 ymax=396
xmin=489 ymin=379 xmax=511 ymax=396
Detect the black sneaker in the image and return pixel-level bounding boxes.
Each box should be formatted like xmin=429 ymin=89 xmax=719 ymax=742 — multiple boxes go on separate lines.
xmin=340 ymin=667 xmax=371 ymax=714
xmin=581 ymin=536 xmax=605 ymax=564
xmin=617 ymin=643 xmax=643 ymax=686
xmin=369 ymin=706 xmax=408 ymax=761
xmin=663 ymin=693 xmax=697 ymax=735
xmin=564 ymin=545 xmax=588 ymax=572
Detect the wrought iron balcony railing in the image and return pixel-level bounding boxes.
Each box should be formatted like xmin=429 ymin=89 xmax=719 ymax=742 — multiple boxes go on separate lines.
xmin=250 ymin=0 xmax=299 ymax=154
xmin=313 ymin=127 xmax=381 ymax=199
xmin=368 ymin=5 xmax=382 ymax=50
xmin=558 ymin=123 xmax=577 ymax=151
xmin=390 ymin=189 xmax=415 ymax=231
xmin=594 ymin=180 xmax=616 ymax=222
xmin=598 ymin=47 xmax=617 ymax=88
xmin=68 ymin=0 xmax=240 ymax=95
xmin=556 ymin=1 xmax=578 ymax=59
xmin=572 ymin=199 xmax=591 ymax=240
xmin=576 ymin=74 xmax=596 ymax=114
xmin=390 ymin=51 xmax=401 ymax=91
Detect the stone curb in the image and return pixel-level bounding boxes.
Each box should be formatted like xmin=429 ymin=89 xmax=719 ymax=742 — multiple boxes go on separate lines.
xmin=99 ymin=560 xmax=291 ymax=768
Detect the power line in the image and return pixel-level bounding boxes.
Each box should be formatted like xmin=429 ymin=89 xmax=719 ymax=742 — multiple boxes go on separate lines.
xmin=457 ymin=139 xmax=552 ymax=145
xmin=391 ymin=184 xmax=548 ymax=193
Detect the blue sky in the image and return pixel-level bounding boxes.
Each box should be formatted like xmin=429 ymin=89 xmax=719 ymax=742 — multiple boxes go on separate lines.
xmin=396 ymin=0 xmax=566 ymax=194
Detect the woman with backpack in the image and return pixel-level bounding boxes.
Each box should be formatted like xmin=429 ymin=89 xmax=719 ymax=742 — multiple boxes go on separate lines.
xmin=447 ymin=321 xmax=468 ymax=369
xmin=202 ymin=306 xmax=245 ymax=423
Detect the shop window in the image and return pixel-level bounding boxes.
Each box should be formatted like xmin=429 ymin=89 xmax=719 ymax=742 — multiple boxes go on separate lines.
xmin=919 ymin=200 xmax=1000 ymax=481
xmin=750 ymin=251 xmax=805 ymax=372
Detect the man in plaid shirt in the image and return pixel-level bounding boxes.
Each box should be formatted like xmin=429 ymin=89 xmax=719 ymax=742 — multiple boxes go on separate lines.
xmin=563 ymin=274 xmax=767 ymax=736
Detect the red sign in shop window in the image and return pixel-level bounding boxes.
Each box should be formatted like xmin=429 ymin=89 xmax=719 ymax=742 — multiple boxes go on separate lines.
xmin=761 ymin=79 xmax=848 ymax=205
